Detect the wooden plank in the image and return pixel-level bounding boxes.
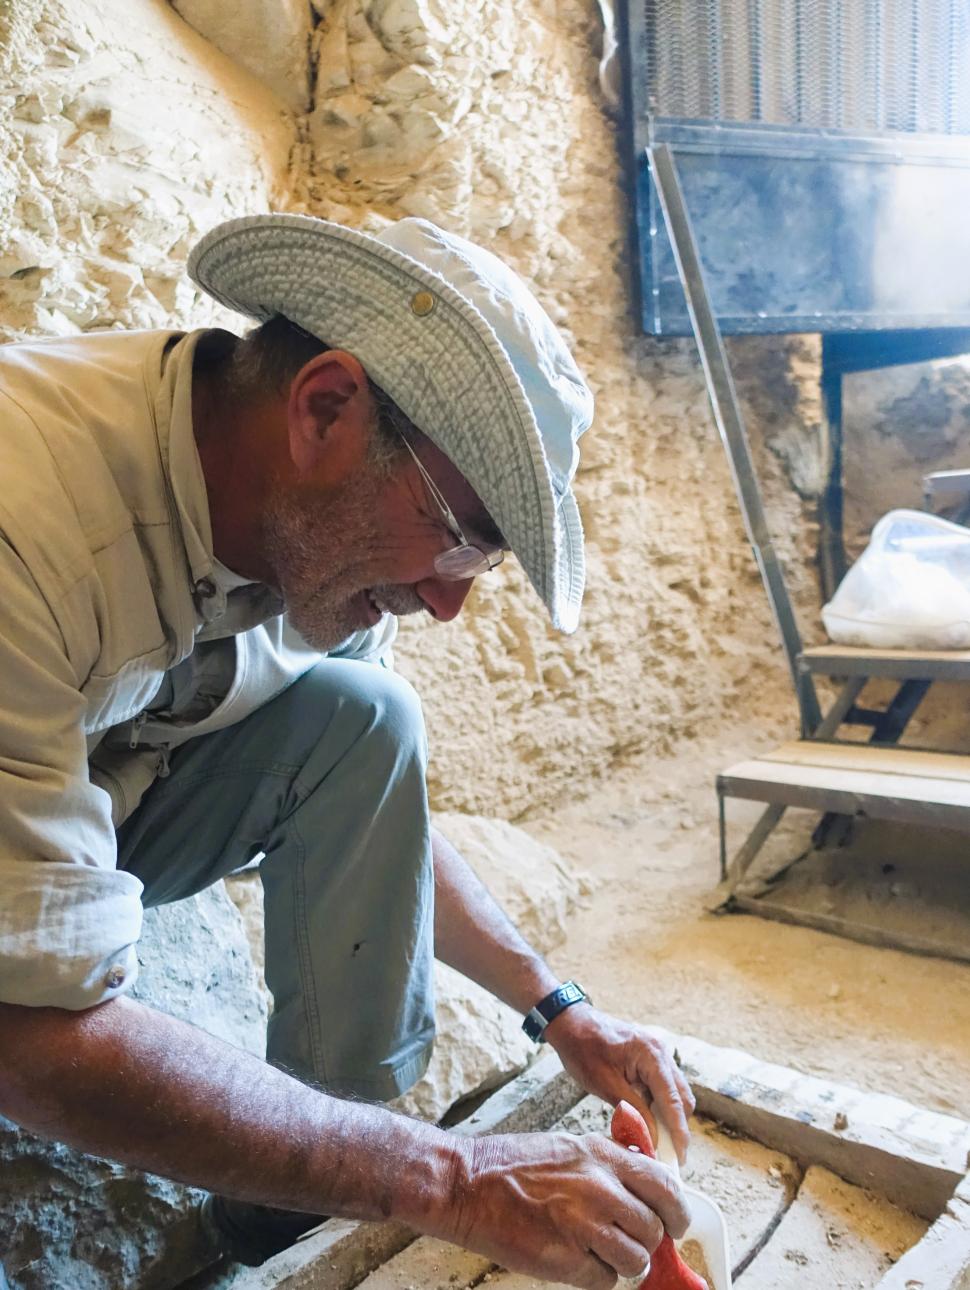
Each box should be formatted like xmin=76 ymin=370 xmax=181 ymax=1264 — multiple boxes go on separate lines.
xmin=762 ymin=741 xmax=970 ymax=783
xmin=727 ymin=894 xmax=970 ymax=967
xmin=721 ymin=754 xmax=970 ymax=802
xmin=719 ymin=743 xmax=970 ymax=830
xmin=718 ymin=767 xmax=970 ymax=829
xmin=800 ymin=644 xmax=970 ymax=681
xmin=875 ymin=1173 xmax=970 ymax=1289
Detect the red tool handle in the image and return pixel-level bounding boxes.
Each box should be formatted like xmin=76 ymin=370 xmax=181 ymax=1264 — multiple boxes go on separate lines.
xmin=610 ymin=1102 xmax=709 ymax=1290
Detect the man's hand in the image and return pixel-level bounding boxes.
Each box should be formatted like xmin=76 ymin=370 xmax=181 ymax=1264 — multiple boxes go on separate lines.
xmin=443 ymin=1129 xmax=690 ymax=1290
xmin=0 ymin=997 xmax=687 ymax=1290
xmin=544 ymin=1005 xmax=696 ymax=1165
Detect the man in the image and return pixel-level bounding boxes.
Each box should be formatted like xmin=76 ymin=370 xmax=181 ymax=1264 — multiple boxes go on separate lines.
xmin=0 ymin=214 xmax=693 ymax=1283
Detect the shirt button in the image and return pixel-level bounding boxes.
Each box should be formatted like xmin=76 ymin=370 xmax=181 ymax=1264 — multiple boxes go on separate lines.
xmin=105 ymin=965 xmax=126 ymax=990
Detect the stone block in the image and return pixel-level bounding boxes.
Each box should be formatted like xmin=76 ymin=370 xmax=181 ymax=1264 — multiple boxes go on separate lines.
xmin=131 ymin=882 xmax=269 ymax=1054
xmin=433 ymin=811 xmax=592 ymax=956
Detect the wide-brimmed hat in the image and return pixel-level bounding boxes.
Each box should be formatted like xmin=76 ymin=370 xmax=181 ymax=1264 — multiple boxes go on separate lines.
xmin=187 ymin=214 xmax=593 ymax=632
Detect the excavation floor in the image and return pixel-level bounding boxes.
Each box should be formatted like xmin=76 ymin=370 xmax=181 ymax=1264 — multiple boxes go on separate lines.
xmin=528 ymin=740 xmax=970 ymax=1124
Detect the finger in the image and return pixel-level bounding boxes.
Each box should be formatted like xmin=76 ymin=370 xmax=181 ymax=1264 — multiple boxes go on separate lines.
xmin=642 ymin=1101 xmax=658 ymax=1146
xmin=619 ymin=1077 xmax=687 ymax=1167
xmin=588 ymin=1224 xmax=652 ymax=1280
xmin=606 ymin=1189 xmax=665 ymax=1255
xmin=670 ymin=1044 xmax=697 ymax=1119
xmin=674 ymin=1064 xmax=696 ymax=1114
xmin=640 ymin=1064 xmax=692 ymax=1167
xmin=567 ymin=1249 xmax=619 ymax=1290
xmin=616 ymin=1151 xmax=692 ymax=1240
xmin=583 ymin=1159 xmax=665 ymax=1255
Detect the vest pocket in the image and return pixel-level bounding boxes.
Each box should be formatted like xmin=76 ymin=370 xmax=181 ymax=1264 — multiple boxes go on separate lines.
xmin=88 ymin=744 xmax=164 ymax=828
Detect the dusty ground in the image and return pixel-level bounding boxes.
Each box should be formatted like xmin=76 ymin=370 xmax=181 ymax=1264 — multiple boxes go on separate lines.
xmin=528 ymin=733 xmax=970 ymax=1125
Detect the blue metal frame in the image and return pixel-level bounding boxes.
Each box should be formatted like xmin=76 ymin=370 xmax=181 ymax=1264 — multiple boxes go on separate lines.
xmin=621 ymin=1 xmax=970 ymax=337
xmin=635 ymin=119 xmax=970 ymax=336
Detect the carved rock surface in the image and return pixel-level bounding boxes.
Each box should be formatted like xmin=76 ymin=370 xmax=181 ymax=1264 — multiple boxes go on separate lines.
xmin=171 ymin=0 xmax=314 ymax=112
xmin=0 ymin=884 xmax=266 ymax=1290
xmin=0 ymin=0 xmax=294 ymax=344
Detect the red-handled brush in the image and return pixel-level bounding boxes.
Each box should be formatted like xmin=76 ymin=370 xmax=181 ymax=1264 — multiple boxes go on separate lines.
xmin=611 ymin=1101 xmax=709 ymax=1290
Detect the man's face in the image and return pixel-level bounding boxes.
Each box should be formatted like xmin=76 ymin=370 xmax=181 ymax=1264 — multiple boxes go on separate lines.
xmin=260 ymin=434 xmax=489 ymax=651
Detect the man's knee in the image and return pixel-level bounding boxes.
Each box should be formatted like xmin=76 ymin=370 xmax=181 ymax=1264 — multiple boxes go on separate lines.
xmin=302 ymin=660 xmax=427 ymax=768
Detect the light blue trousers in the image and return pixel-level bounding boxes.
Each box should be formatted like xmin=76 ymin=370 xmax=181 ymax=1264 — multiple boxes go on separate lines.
xmin=116 ymin=660 xmax=436 ymax=1102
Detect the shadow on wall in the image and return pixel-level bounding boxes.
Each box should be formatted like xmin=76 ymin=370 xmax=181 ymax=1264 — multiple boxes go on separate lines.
xmin=843 ymin=357 xmax=970 ymax=559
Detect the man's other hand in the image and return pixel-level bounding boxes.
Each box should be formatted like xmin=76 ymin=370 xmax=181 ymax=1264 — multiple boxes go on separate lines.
xmin=543 ymin=1005 xmax=696 ymax=1166
xmin=445 ymin=1129 xmax=690 ymax=1290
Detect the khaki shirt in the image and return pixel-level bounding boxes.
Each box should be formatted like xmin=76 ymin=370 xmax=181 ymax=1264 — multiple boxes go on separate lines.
xmin=0 ymin=328 xmax=395 ymax=1010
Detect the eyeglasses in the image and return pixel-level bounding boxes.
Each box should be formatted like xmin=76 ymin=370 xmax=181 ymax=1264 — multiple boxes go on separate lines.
xmin=397 ymin=435 xmax=505 ymax=581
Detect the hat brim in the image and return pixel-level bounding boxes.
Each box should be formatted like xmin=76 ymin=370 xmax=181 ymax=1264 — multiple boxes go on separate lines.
xmin=188 ymin=214 xmax=583 ymax=632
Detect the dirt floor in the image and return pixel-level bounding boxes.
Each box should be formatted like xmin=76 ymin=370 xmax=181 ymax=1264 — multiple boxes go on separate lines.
xmin=527 ymin=734 xmax=970 ymax=1126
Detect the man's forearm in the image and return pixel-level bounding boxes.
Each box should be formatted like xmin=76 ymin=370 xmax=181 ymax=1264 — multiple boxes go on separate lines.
xmin=0 ymin=990 xmax=692 ymax=1288
xmin=0 ymin=996 xmax=459 ymax=1226
xmin=431 ymin=827 xmax=561 ymax=1015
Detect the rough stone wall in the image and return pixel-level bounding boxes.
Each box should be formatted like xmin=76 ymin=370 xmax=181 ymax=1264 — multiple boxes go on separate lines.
xmin=0 ymin=0 xmax=296 ymax=341
xmin=0 ymin=884 xmax=266 ymax=1289
xmin=4 ymin=0 xmax=935 ymax=827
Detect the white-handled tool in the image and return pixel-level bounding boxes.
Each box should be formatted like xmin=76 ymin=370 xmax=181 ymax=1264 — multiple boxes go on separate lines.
xmin=653 ymin=1115 xmax=733 ymax=1290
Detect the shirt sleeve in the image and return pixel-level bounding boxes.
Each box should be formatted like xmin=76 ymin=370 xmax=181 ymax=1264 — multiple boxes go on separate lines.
xmin=0 ymin=537 xmax=143 ymax=1010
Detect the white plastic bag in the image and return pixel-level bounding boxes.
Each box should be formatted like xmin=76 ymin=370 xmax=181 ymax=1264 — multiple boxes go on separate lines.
xmin=822 ymin=509 xmax=970 ymax=649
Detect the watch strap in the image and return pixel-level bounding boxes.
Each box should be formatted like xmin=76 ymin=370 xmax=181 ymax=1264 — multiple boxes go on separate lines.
xmin=522 ymin=980 xmax=589 ymax=1043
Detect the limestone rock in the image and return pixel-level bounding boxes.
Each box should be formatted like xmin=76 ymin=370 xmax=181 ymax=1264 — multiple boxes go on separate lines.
xmin=223 ymin=867 xmax=272 ymax=1015
xmin=131 ymin=882 xmax=269 ymax=1054
xmin=395 ymin=962 xmax=536 ymax=1122
xmin=0 ymin=0 xmax=295 ymax=344
xmin=0 ymin=884 xmax=266 ymax=1289
xmin=0 ymin=1127 xmax=207 ymax=1290
xmin=366 ymin=0 xmax=452 ymax=65
xmin=433 ymin=812 xmax=593 ymax=955
xmin=171 ymin=0 xmax=313 ymax=112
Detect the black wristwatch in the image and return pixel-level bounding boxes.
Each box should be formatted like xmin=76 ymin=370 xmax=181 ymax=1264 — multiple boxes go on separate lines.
xmin=522 ymin=980 xmax=590 ymax=1043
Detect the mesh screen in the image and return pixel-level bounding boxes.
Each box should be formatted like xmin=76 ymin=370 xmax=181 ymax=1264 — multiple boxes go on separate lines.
xmin=643 ymin=0 xmax=970 ymax=134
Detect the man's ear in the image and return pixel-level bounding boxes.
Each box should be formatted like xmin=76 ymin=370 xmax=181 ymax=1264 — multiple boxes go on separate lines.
xmin=287 ymin=350 xmax=374 ymax=478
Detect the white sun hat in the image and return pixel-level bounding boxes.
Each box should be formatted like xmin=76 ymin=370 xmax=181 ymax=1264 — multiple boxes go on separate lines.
xmin=187 ymin=214 xmax=593 ymax=633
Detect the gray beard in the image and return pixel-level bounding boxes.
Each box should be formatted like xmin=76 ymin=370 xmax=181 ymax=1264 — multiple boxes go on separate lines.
xmin=261 ymin=475 xmax=427 ymax=651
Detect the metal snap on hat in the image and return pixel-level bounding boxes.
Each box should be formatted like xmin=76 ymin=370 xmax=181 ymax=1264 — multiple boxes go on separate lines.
xmin=187 ymin=214 xmax=593 ymax=633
